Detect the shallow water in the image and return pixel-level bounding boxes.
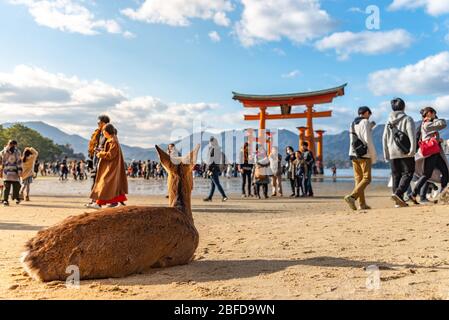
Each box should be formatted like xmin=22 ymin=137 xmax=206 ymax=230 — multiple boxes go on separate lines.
xmin=29 ymin=170 xmax=390 ymax=197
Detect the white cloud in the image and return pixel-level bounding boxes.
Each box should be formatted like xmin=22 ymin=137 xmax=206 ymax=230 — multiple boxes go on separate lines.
xmin=10 ymin=0 xmax=132 ymax=37
xmin=389 ymin=0 xmax=449 ymax=16
xmin=121 ymin=0 xmax=233 ymax=27
xmin=434 ymin=95 xmax=449 ymax=112
xmin=315 ymin=29 xmax=414 ymax=60
xmin=281 ymin=70 xmax=300 ymax=78
xmin=0 ymin=65 xmax=224 ymax=147
xmin=234 ymin=0 xmax=335 ymax=47
xmin=374 ymin=96 xmax=449 ymax=123
xmin=368 ymin=51 xmax=449 ymax=96
xmin=208 ymin=30 xmax=221 ymax=42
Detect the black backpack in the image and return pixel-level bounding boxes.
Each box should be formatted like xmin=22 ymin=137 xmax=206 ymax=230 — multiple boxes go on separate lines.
xmin=351 ymin=122 xmax=368 ymax=158
xmin=388 ymin=120 xmax=411 ymax=154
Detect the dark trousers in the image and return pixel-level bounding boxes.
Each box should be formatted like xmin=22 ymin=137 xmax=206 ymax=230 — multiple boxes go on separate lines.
xmin=241 ymin=170 xmax=252 ymax=195
xmin=305 ymin=170 xmax=314 ymax=196
xmin=413 ymin=153 xmax=449 ymax=197
xmin=289 ymin=178 xmax=295 ymax=194
xmin=255 ymin=182 xmax=268 ymax=198
xmin=3 ymin=181 xmax=21 ymax=201
xmin=207 ymin=172 xmax=227 ymax=199
xmin=390 ymin=157 xmax=415 ymax=199
xmin=295 ymin=175 xmax=305 ymax=196
xmin=407 ymin=180 xmax=429 ymax=200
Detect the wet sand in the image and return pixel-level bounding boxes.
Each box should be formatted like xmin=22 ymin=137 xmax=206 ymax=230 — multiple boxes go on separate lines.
xmin=1 ymin=180 xmax=449 ymax=300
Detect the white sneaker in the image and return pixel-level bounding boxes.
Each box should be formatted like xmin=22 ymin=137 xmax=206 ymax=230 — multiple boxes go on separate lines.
xmin=86 ymin=203 xmax=101 ymax=209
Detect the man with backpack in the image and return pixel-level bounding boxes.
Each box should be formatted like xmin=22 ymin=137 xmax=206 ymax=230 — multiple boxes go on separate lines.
xmin=383 ymin=98 xmax=416 ymax=207
xmin=0 ymin=140 xmax=23 ymax=206
xmin=344 ymin=106 xmax=377 ymax=210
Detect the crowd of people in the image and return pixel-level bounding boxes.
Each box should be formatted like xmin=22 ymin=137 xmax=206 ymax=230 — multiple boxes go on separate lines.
xmin=200 ymin=136 xmax=317 ymax=201
xmin=2 ymin=99 xmax=448 ymax=210
xmin=0 ymin=112 xmax=321 ymax=207
xmin=345 ymin=98 xmax=449 ymax=210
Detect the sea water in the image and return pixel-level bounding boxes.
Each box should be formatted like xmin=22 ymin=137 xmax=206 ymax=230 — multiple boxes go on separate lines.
xmin=29 ymin=169 xmax=391 ymax=197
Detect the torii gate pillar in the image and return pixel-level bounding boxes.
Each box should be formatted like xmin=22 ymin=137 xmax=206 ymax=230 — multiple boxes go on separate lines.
xmin=305 ymin=105 xmax=316 ymax=155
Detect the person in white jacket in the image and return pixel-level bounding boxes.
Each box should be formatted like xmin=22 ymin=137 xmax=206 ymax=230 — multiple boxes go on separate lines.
xmin=344 ymin=106 xmax=377 ymax=210
xmin=382 ymin=98 xmax=416 ymax=207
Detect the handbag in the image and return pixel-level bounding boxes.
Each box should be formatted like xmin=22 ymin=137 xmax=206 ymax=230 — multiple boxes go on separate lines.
xmin=419 ymin=134 xmax=441 ymax=158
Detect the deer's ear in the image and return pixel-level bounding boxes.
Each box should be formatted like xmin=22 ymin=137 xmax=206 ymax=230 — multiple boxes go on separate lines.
xmin=156 ymin=145 xmax=174 ymax=172
xmin=182 ymin=144 xmax=200 ymax=167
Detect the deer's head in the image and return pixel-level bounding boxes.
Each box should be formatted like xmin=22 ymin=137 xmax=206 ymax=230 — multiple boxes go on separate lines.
xmin=155 ymin=144 xmax=200 ymax=219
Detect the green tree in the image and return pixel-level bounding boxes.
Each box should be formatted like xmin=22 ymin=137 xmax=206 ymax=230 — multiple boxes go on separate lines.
xmin=0 ymin=123 xmax=85 ymax=161
xmin=0 ymin=125 xmax=7 ymax=148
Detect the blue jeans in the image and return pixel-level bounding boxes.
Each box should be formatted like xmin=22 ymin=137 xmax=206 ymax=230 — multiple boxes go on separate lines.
xmin=305 ymin=169 xmax=314 ymax=196
xmin=207 ymin=172 xmax=227 ymax=199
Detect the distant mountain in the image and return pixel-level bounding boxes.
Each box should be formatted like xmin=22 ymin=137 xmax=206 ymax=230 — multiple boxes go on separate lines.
xmin=2 ymin=121 xmax=158 ymax=161
xmin=6 ymin=120 xmax=449 ymax=167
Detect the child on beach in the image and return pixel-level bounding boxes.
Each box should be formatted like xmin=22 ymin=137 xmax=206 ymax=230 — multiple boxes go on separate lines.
xmin=293 ymin=151 xmax=306 ymax=197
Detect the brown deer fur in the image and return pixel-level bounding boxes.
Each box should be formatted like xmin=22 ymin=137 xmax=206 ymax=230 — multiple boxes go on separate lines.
xmin=21 ymin=145 xmax=200 ymax=282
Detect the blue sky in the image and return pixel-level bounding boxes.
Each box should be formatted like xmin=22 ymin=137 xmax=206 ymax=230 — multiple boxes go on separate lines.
xmin=1 ymin=0 xmax=449 ymax=147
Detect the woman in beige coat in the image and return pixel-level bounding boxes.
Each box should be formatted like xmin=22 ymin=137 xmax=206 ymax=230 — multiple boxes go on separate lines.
xmin=89 ymin=124 xmax=128 ymax=209
xmin=20 ymin=147 xmax=39 ymax=201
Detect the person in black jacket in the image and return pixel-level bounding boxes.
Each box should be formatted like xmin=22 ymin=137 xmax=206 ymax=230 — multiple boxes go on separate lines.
xmin=285 ymin=146 xmax=296 ymax=197
xmin=238 ymin=142 xmax=253 ymax=197
xmin=301 ymin=142 xmax=315 ymax=197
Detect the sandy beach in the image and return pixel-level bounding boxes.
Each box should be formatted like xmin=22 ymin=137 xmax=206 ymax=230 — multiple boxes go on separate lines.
xmin=1 ymin=178 xmax=449 ymax=300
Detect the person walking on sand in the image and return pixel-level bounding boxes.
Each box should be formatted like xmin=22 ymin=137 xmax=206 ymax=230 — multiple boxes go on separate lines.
xmin=269 ymin=146 xmax=283 ymax=197
xmin=87 ymin=115 xmax=110 ymax=205
xmin=20 ymin=147 xmax=39 ymax=202
xmin=0 ymin=140 xmax=23 ymax=206
xmin=285 ymin=146 xmax=296 ymax=197
xmin=203 ymin=137 xmax=228 ymax=202
xmin=344 ymin=106 xmax=377 ymax=211
xmin=383 ymin=98 xmax=416 ymax=207
xmin=409 ymin=106 xmax=449 ymax=204
xmin=238 ymin=142 xmax=254 ymax=198
xmin=88 ymin=124 xmax=128 ymax=209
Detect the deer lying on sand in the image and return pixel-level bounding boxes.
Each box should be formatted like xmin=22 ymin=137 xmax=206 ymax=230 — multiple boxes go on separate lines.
xmin=21 ymin=145 xmax=200 ymax=281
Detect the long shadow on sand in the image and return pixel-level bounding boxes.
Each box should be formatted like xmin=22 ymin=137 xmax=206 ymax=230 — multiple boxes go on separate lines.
xmin=20 ymin=203 xmax=81 ymax=209
xmin=193 ymin=208 xmax=287 ymax=214
xmin=0 ymin=222 xmax=44 ymax=231
xmin=110 ymin=257 xmax=449 ymax=286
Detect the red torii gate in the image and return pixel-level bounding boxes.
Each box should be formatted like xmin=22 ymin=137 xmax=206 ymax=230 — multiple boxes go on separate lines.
xmin=232 ymin=83 xmax=347 ymax=162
